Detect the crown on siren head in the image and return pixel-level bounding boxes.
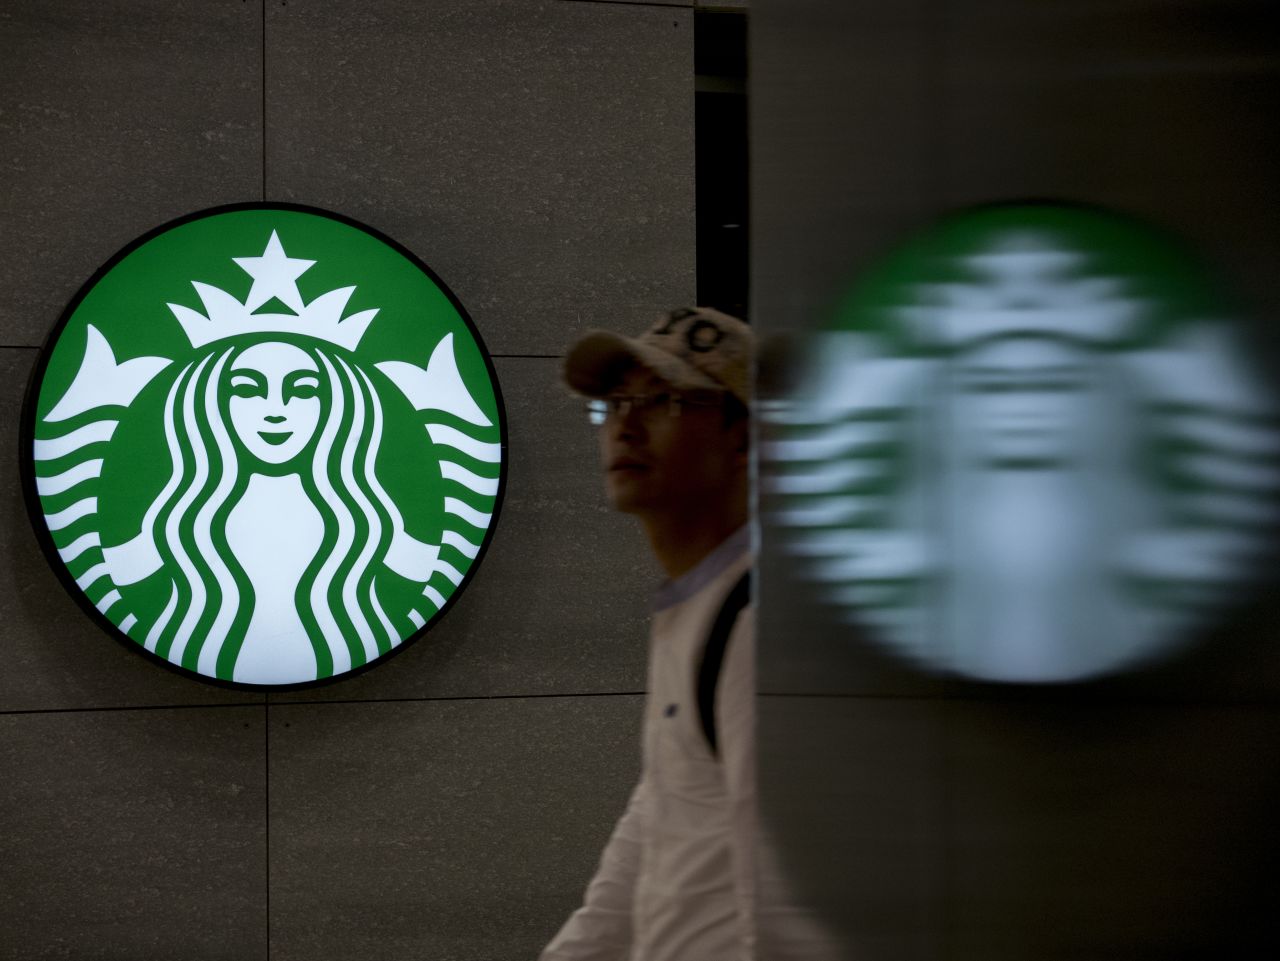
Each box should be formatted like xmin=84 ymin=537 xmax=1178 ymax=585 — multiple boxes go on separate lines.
xmin=898 ymin=231 xmax=1141 ymax=349
xmin=166 ymin=230 xmax=379 ymax=351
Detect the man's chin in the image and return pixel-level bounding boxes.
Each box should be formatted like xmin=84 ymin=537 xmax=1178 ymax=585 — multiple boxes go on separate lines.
xmin=606 ymin=493 xmax=648 ymax=515
xmin=604 ymin=478 xmax=657 ymax=515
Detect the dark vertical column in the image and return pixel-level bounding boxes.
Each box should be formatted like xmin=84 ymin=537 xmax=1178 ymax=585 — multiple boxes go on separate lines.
xmin=695 ymin=8 xmax=749 ymax=317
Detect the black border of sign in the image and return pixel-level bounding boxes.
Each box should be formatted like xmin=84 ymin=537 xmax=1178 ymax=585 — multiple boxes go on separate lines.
xmin=19 ymin=201 xmax=509 ymax=693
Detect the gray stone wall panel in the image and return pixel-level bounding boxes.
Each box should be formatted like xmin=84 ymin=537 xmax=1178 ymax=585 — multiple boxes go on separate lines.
xmin=0 ymin=0 xmax=263 ymax=348
xmin=941 ymin=700 xmax=1280 ymax=958
xmin=0 ymin=707 xmax=267 ymax=961
xmin=268 ymin=696 xmax=641 ymax=961
xmin=263 ymin=0 xmax=695 ymax=355
xmin=758 ymin=695 xmax=944 ymax=961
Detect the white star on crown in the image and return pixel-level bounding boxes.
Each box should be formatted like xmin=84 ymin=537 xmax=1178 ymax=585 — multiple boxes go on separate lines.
xmin=167 ymin=231 xmax=379 ymax=351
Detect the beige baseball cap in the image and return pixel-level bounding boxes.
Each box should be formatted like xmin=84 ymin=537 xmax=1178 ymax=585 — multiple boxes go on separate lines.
xmin=563 ymin=307 xmax=752 ymax=405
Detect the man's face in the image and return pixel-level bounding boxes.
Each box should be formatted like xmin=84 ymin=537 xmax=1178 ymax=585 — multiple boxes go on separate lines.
xmin=597 ymin=366 xmax=746 ymax=519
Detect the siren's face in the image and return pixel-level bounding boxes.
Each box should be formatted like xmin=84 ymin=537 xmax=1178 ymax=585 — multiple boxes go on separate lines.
xmin=951 ymin=337 xmax=1095 ymax=468
xmin=226 ymin=341 xmax=323 ymax=466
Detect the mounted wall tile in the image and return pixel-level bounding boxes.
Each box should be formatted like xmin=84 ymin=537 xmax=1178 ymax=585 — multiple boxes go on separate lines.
xmin=750 ymin=1 xmax=937 ymax=333
xmin=936 ymin=0 xmax=1280 ymax=341
xmin=0 ymin=0 xmax=263 ymax=348
xmin=264 ymin=0 xmax=695 ymax=356
xmin=941 ymin=699 xmax=1280 ymax=957
xmin=0 ymin=706 xmax=267 ymax=961
xmin=758 ymin=695 xmax=945 ymax=961
xmin=0 ymin=349 xmax=263 ymax=711
xmin=268 ymin=696 xmax=641 ymax=961
xmin=270 ymin=356 xmax=653 ymax=703
xmin=758 ymin=696 xmax=1280 ymax=959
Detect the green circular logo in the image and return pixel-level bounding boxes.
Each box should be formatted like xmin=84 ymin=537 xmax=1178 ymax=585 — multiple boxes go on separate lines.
xmin=765 ymin=203 xmax=1279 ymax=683
xmin=23 ymin=205 xmax=506 ymax=688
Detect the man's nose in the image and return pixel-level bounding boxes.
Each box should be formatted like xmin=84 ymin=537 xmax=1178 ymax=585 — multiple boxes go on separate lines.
xmin=610 ymin=404 xmax=645 ymax=439
xmin=265 ymin=414 xmax=287 ymax=424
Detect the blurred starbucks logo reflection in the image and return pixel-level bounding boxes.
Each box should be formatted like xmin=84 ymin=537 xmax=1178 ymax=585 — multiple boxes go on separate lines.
xmin=764 ymin=204 xmax=1280 ymax=682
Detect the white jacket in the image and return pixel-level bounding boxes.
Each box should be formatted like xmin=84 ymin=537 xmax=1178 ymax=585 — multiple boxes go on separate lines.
xmin=541 ymin=527 xmax=755 ymax=961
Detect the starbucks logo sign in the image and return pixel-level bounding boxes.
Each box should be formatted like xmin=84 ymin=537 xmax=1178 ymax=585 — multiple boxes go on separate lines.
xmin=765 ymin=203 xmax=1279 ymax=683
xmin=22 ymin=205 xmax=505 ymax=688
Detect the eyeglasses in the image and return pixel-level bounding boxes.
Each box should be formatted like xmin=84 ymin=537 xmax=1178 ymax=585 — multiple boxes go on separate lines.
xmin=586 ymin=392 xmax=723 ymax=426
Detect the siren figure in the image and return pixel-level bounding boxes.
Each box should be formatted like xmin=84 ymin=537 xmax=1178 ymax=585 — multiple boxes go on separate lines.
xmin=767 ymin=208 xmax=1279 ymax=682
xmin=108 ymin=335 xmax=423 ymax=684
xmin=923 ymin=235 xmax=1142 ymax=678
xmin=36 ymin=228 xmax=496 ymax=684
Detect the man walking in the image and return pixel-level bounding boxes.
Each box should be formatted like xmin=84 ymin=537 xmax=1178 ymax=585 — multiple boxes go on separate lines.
xmin=540 ymin=307 xmax=755 ymax=961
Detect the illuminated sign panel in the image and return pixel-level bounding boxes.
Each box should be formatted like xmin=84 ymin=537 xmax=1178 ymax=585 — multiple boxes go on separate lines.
xmin=23 ymin=205 xmax=505 ymax=688
xmin=765 ymin=203 xmax=1279 ymax=683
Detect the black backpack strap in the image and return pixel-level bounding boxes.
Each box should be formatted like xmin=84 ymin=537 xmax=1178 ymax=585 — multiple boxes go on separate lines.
xmin=697 ymin=571 xmax=751 ymax=758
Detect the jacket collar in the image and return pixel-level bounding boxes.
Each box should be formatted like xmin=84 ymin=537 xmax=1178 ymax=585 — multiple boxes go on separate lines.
xmin=652 ymin=524 xmax=750 ymax=612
